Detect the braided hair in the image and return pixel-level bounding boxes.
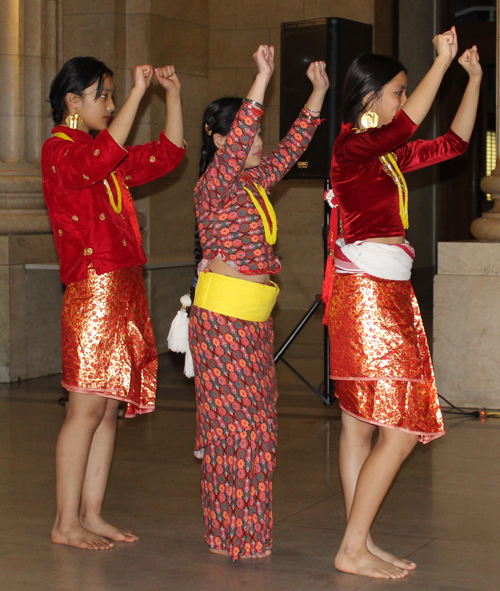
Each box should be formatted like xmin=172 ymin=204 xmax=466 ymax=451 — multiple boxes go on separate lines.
xmin=49 ymin=56 xmax=114 ymax=125
xmin=194 ymin=97 xmax=243 ymax=275
xmin=199 ymin=97 xmax=242 ymax=177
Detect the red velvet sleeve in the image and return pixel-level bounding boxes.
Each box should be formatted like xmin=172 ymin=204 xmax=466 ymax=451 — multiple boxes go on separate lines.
xmin=119 ymin=132 xmax=187 ymax=187
xmin=394 ymin=128 xmax=469 ymax=173
xmin=251 ymin=110 xmax=321 ymax=189
xmin=335 ymin=109 xmax=418 ymax=165
xmin=201 ymin=102 xmax=263 ymax=206
xmin=43 ymin=129 xmax=127 ymax=191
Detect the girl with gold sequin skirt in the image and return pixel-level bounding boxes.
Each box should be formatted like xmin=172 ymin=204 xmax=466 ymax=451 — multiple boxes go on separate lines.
xmin=323 ymin=28 xmax=482 ymax=579
xmin=42 ymin=57 xmax=186 ymax=550
xmin=190 ymin=46 xmax=329 ymax=560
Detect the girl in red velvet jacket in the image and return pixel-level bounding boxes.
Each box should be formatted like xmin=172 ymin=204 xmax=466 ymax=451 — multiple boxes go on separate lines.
xmin=324 ymin=28 xmax=481 ymax=579
xmin=42 ymin=57 xmax=185 ymax=550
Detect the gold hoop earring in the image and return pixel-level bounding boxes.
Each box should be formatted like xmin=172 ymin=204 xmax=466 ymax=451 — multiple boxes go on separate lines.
xmin=65 ymin=112 xmax=82 ymax=129
xmin=360 ymin=111 xmax=379 ymax=129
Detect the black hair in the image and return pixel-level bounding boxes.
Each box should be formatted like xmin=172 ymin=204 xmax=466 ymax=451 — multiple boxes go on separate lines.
xmin=341 ymin=54 xmax=407 ymax=127
xmin=199 ymin=97 xmax=242 ymax=177
xmin=49 ymin=57 xmax=114 ymax=124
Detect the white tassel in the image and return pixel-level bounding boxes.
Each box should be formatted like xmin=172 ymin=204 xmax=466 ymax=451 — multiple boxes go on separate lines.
xmin=167 ymin=294 xmax=192 ymax=353
xmin=184 ymin=346 xmax=195 ymax=378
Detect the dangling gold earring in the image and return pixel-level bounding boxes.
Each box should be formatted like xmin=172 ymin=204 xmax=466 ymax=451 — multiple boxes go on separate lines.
xmin=65 ymin=112 xmax=82 ymax=129
xmin=360 ymin=111 xmax=379 ymax=129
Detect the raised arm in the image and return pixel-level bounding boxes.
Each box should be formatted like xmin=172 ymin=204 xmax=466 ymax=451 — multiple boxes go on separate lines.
xmin=451 ymin=46 xmax=483 ymax=141
xmin=107 ymin=65 xmax=153 ymax=146
xmin=246 ymin=45 xmax=274 ymax=106
xmin=256 ymin=61 xmax=329 ymax=186
xmin=304 ymin=60 xmax=329 ymax=115
xmin=154 ymin=65 xmax=184 ymax=147
xmin=402 ymin=27 xmax=457 ymax=125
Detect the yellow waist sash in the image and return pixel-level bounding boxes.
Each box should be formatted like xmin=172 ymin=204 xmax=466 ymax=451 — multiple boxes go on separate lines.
xmin=193 ymin=271 xmax=279 ymax=322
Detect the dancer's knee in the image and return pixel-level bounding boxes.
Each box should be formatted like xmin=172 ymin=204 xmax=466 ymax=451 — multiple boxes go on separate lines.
xmin=377 ymin=428 xmax=418 ymax=461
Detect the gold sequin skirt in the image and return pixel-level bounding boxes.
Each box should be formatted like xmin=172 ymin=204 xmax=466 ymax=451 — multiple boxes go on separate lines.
xmin=327 ymin=273 xmax=445 ymax=443
xmin=61 ymin=265 xmax=157 ymax=417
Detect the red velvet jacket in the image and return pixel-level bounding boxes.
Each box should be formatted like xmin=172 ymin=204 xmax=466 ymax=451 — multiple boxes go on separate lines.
xmin=42 ymin=126 xmax=186 ymax=285
xmin=330 ymin=109 xmax=469 ymax=244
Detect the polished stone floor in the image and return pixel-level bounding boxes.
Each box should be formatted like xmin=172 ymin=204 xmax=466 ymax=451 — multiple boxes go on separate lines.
xmin=1 ymin=309 xmax=499 ymax=591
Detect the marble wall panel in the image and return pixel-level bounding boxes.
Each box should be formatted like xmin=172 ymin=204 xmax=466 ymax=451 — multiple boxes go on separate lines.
xmin=0 ymin=55 xmax=21 ymax=116
xmin=62 ymin=13 xmax=116 ymax=66
xmin=0 ymin=265 xmax=9 ymax=381
xmin=209 ymin=0 xmax=237 ymax=30
xmin=122 ymin=12 xmax=149 ymax=67
xmin=150 ymin=0 xmax=208 ymax=23
xmin=209 ymin=28 xmax=271 ymax=69
xmin=8 ymin=265 xmax=28 ymax=380
xmin=236 ymin=0 xmax=304 ymax=29
xmin=304 ymin=0 xmax=374 ymax=23
xmin=0 ymin=115 xmax=21 ymax=164
xmin=272 ymin=180 xmax=324 ymax=309
xmin=63 ymin=0 xmax=116 ymax=14
xmin=148 ymin=73 xmax=207 ymax=131
xmin=434 ymin=273 xmax=500 ymax=410
xmin=148 ymin=178 xmax=197 ymax=259
xmin=437 ymin=241 xmax=500 ymax=276
xmin=149 ymin=16 xmax=207 ymax=77
xmin=208 ymin=68 xmax=237 ymax=102
xmin=24 ymin=269 xmax=63 ymax=378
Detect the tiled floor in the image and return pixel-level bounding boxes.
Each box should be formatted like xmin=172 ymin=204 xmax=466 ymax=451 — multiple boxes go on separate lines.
xmin=1 ymin=309 xmax=499 ymax=590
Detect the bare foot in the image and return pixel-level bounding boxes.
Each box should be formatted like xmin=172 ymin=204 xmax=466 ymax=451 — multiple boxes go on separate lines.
xmin=209 ymin=548 xmax=230 ymax=557
xmin=335 ymin=546 xmax=409 ymax=579
xmin=209 ymin=548 xmax=272 ymax=559
xmin=241 ymin=549 xmax=272 ymax=559
xmin=367 ymin=535 xmax=417 ymax=570
xmin=80 ymin=515 xmax=138 ymax=543
xmin=51 ymin=523 xmax=113 ymax=550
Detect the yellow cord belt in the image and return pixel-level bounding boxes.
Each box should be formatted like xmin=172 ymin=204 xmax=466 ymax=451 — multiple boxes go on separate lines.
xmin=379 ymin=152 xmax=409 ymax=229
xmin=243 ymin=181 xmax=278 ymax=245
xmin=53 ymin=131 xmax=122 ymax=214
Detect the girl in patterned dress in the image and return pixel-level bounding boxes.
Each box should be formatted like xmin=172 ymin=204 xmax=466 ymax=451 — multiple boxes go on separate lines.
xmin=189 ymin=45 xmax=329 ymax=559
xmin=324 ymin=28 xmax=482 ymax=579
xmin=43 ymin=57 xmax=185 ymax=550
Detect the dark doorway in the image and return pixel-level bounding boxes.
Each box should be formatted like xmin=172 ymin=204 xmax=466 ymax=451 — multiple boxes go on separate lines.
xmin=438 ymin=1 xmax=496 ymax=241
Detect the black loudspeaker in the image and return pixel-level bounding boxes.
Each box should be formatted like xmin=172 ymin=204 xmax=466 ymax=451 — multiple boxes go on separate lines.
xmin=280 ymin=18 xmax=373 ymax=179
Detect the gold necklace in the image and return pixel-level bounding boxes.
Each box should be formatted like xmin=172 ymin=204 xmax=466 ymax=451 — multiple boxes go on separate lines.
xmin=53 ymin=131 xmax=122 ymax=214
xmin=379 ymin=152 xmax=409 ymax=229
xmin=243 ymin=181 xmax=278 ymax=245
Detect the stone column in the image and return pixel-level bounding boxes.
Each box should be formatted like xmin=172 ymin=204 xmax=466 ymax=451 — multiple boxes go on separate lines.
xmin=0 ymin=0 xmax=62 ymax=382
xmin=471 ymin=0 xmax=500 ymax=239
xmin=0 ymin=0 xmax=58 ymax=233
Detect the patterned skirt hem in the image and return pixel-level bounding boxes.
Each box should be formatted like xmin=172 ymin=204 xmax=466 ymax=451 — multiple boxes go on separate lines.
xmin=61 ymin=381 xmax=155 ymax=418
xmin=331 ymin=375 xmax=425 ymax=383
xmin=337 ymin=398 xmax=445 ymax=444
xmin=206 ymin=540 xmax=272 ymax=561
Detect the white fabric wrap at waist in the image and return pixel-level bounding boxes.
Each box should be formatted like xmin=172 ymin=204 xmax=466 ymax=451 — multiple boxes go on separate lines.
xmin=334 ymin=238 xmax=415 ymax=281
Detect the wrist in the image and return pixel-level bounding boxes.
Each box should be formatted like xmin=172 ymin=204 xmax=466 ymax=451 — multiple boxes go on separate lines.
xmin=255 ymin=71 xmax=271 ymax=85
xmin=129 ymin=86 xmax=145 ymax=100
xmin=468 ymin=72 xmax=483 ymax=83
xmin=434 ymin=54 xmax=452 ymax=70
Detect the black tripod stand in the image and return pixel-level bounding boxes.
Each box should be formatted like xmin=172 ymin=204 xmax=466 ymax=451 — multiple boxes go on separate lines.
xmin=273 ymin=180 xmax=335 ymax=406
